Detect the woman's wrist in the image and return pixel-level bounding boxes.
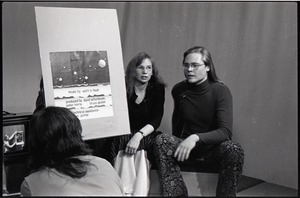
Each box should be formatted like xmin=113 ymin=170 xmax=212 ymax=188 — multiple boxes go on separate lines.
xmin=190 ymin=134 xmax=200 ymax=143
xmin=135 ymin=131 xmax=144 ymax=140
xmin=136 ymin=131 xmax=144 ymax=137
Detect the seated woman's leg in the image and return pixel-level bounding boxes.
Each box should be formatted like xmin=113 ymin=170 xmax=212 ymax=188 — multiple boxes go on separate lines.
xmin=204 ymin=141 xmax=244 ymax=197
xmin=106 ymin=134 xmax=133 ymax=165
xmin=153 ymin=133 xmax=188 ymax=196
xmin=144 ymin=131 xmax=162 ymax=166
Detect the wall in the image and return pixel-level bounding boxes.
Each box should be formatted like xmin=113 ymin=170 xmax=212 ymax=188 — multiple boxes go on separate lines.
xmin=2 ymin=2 xmax=297 ymax=189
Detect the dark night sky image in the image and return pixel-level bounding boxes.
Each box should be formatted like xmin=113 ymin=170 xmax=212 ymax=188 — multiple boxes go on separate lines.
xmin=50 ymin=51 xmax=110 ymax=87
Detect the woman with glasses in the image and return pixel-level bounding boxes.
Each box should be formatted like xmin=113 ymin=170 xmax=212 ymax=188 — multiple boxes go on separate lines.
xmin=107 ymin=52 xmax=166 ymax=196
xmin=154 ymin=46 xmax=244 ymax=197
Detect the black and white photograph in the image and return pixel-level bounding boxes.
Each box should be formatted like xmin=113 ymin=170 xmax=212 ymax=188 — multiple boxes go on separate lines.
xmin=2 ymin=1 xmax=297 ymax=197
xmin=50 ymin=50 xmax=113 ymax=119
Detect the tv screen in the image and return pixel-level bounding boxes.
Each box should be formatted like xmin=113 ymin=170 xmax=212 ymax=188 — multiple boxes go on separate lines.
xmin=3 ymin=113 xmax=31 ymax=161
xmin=3 ymin=124 xmax=25 ymax=154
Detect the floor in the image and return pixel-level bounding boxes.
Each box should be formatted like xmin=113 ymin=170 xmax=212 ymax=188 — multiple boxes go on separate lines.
xmin=3 ymin=169 xmax=298 ymax=197
xmin=149 ymin=171 xmax=298 ymax=197
xmin=237 ymin=181 xmax=298 ymax=197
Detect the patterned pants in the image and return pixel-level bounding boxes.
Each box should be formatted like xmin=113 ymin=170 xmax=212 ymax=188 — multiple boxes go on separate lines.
xmin=154 ymin=133 xmax=244 ymax=197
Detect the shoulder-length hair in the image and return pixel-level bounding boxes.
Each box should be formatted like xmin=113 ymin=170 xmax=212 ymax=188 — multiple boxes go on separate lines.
xmin=125 ymin=52 xmax=166 ymax=98
xmin=28 ymin=106 xmax=93 ymax=178
xmin=183 ymin=46 xmax=221 ymax=83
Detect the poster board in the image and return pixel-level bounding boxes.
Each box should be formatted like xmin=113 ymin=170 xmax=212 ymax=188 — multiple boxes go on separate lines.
xmin=35 ymin=6 xmax=130 ymax=140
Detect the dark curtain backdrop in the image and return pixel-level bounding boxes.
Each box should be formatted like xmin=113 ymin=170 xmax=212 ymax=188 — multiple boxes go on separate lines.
xmin=119 ymin=3 xmax=297 ymax=189
xmin=2 ymin=2 xmax=297 ymax=189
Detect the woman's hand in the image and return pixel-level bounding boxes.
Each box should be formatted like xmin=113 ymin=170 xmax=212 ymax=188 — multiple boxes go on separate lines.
xmin=125 ymin=132 xmax=143 ymax=155
xmin=174 ymin=134 xmax=199 ymax=161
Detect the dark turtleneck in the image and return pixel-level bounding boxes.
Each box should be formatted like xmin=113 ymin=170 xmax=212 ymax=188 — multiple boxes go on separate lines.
xmin=171 ymin=79 xmax=233 ymax=145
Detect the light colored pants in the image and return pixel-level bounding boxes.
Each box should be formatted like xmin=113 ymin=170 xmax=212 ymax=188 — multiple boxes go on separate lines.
xmin=114 ymin=150 xmax=151 ymax=196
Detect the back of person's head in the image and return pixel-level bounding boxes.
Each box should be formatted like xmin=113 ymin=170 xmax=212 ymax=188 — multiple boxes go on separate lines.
xmin=183 ymin=46 xmax=221 ymax=83
xmin=125 ymin=52 xmax=166 ymax=97
xmin=28 ymin=106 xmax=93 ymax=178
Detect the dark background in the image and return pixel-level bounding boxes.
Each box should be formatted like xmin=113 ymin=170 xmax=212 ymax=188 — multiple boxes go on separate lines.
xmin=2 ymin=2 xmax=297 ymax=189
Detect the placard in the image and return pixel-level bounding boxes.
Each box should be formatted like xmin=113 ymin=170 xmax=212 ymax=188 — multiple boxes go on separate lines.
xmin=35 ymin=6 xmax=130 ymax=140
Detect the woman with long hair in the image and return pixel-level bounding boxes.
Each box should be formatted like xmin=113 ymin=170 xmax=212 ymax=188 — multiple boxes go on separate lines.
xmin=107 ymin=52 xmax=166 ymax=196
xmin=154 ymin=46 xmax=244 ymax=197
xmin=20 ymin=106 xmax=124 ymax=196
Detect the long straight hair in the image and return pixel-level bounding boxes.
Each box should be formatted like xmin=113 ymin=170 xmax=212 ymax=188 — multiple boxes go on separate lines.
xmin=28 ymin=106 xmax=93 ymax=178
xmin=125 ymin=52 xmax=166 ymax=98
xmin=183 ymin=46 xmax=221 ymax=83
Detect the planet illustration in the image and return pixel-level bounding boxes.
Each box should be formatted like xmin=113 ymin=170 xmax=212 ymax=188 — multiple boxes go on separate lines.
xmin=99 ymin=59 xmax=106 ymax=68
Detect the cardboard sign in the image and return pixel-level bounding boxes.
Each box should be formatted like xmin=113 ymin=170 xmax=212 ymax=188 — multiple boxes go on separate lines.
xmin=35 ymin=6 xmax=130 ymax=140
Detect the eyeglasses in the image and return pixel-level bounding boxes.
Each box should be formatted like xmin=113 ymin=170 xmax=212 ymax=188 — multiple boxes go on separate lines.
xmin=182 ymin=63 xmax=205 ymax=70
xmin=137 ymin=65 xmax=152 ymax=70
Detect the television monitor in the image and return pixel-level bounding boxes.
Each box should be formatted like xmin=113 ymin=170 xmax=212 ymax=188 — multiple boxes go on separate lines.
xmin=2 ymin=113 xmax=32 ymax=196
xmin=2 ymin=112 xmax=32 ymax=162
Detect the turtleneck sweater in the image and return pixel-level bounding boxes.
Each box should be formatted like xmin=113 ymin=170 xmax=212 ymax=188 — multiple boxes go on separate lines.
xmin=171 ymin=79 xmax=232 ymax=145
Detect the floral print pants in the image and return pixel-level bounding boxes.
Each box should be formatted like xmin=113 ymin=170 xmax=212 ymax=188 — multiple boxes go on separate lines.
xmin=154 ymin=133 xmax=244 ymax=197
